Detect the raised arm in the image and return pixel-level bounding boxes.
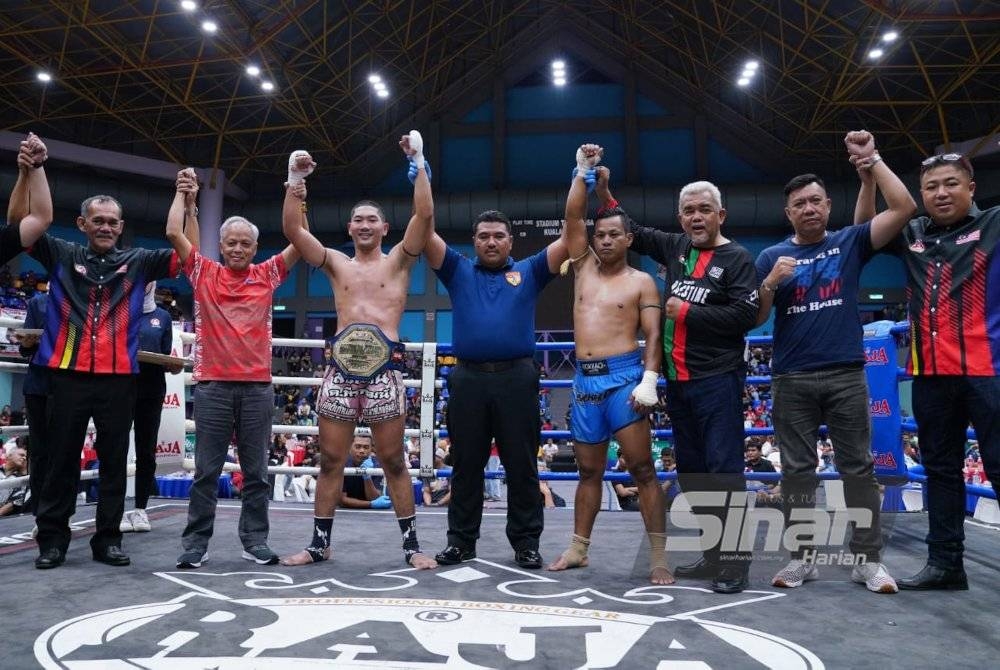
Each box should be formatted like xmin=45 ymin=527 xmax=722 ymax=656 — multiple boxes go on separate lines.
xmin=755 ymin=254 xmax=795 ymax=326
xmin=562 ymin=144 xmax=601 ymax=265
xmin=10 ymin=134 xmax=53 ymax=247
xmin=844 ymin=131 xmax=917 ymax=250
xmin=852 ymin=154 xmax=876 ymax=225
xmin=165 ymin=168 xmax=198 ymax=262
xmin=281 ymin=151 xmax=328 ymax=269
xmin=396 ymin=131 xmax=434 ymax=266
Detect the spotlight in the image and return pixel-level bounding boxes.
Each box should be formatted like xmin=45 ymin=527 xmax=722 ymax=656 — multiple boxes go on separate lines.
xmin=368 ymin=74 xmax=382 ymax=84
xmin=245 ymin=65 xmax=260 ymax=77
xmin=201 ymin=20 xmax=218 ymax=33
xmin=744 ymin=60 xmax=760 ymax=71
xmin=554 ymin=77 xmax=567 ymax=87
xmin=180 ymin=0 xmax=197 ymax=11
xmin=882 ymin=30 xmax=898 ymax=43
xmin=741 ymin=69 xmax=756 ymax=79
xmin=261 ymin=81 xmax=274 ymax=92
xmin=376 ymin=89 xmax=390 ymax=98
xmin=737 ymin=77 xmax=751 ymax=87
xmin=551 ymin=59 xmax=565 ymax=70
xmin=868 ymin=48 xmax=884 ymax=60
xmin=373 ymin=81 xmax=386 ymax=91
xmin=37 ymin=72 xmax=53 ymax=83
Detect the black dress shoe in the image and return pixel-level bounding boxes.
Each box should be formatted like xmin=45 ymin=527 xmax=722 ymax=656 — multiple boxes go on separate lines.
xmin=514 ymin=549 xmax=543 ymax=569
xmin=93 ymin=545 xmax=131 ymax=567
xmin=711 ymin=566 xmax=749 ymax=594
xmin=35 ymin=548 xmax=65 ymax=570
xmin=674 ymin=557 xmax=717 ymax=579
xmin=435 ymin=545 xmax=476 ymax=565
xmin=897 ymin=564 xmax=968 ymax=591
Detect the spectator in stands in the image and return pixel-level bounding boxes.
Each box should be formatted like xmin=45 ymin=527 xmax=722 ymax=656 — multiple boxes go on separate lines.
xmin=611 ymin=452 xmax=641 ymax=512
xmin=745 ymin=439 xmax=781 ymax=507
xmin=659 ymin=447 xmax=680 ymax=508
xmin=423 ymin=449 xmax=451 ymax=507
xmin=0 ymin=443 xmax=29 ymax=516
xmin=341 ymin=434 xmax=392 ymax=510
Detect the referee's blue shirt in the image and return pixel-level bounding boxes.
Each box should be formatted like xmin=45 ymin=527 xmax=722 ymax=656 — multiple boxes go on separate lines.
xmin=435 ymin=246 xmax=555 ymax=361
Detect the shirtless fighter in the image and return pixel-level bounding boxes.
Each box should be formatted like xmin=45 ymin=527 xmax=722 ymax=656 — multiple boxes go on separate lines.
xmin=547 ymin=144 xmax=673 ymax=584
xmin=279 ymin=132 xmax=437 ymax=569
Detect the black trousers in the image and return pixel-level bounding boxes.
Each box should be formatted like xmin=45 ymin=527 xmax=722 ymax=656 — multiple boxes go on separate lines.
xmin=24 ymin=392 xmax=49 ymax=516
xmin=35 ymin=371 xmax=137 ymax=554
xmin=133 ymin=386 xmax=165 ymax=509
xmin=445 ymin=358 xmax=543 ymax=552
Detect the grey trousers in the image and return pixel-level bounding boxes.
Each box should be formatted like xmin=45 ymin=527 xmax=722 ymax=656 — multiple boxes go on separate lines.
xmin=771 ymin=366 xmax=883 ymax=561
xmin=182 ymin=381 xmax=274 ymax=553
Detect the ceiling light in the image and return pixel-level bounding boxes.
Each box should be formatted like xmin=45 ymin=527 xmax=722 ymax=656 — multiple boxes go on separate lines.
xmin=201 ymin=20 xmax=218 ymax=33
xmin=180 ymin=0 xmax=197 ymax=11
xmin=744 ymin=60 xmax=759 ymax=71
xmin=741 ymin=69 xmax=756 ymax=79
xmin=245 ymin=65 xmax=260 ymax=77
xmin=868 ymin=48 xmax=884 ymax=60
xmin=37 ymin=72 xmax=52 ymax=83
xmin=882 ymin=30 xmax=898 ymax=43
xmin=373 ymin=81 xmax=386 ymax=91
xmin=261 ymin=81 xmax=274 ymax=92
xmin=368 ymin=74 xmax=382 ymax=84
xmin=737 ymin=77 xmax=751 ymax=87
xmin=553 ymin=77 xmax=567 ymax=86
xmin=551 ymin=60 xmax=565 ymax=69
xmin=376 ymin=89 xmax=390 ymax=98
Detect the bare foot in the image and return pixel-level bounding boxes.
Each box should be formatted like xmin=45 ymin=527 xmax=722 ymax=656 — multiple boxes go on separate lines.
xmin=547 ymin=552 xmax=588 ymax=571
xmin=407 ymin=552 xmax=438 ymax=570
xmin=650 ymin=565 xmax=675 ymax=585
xmin=279 ymin=548 xmax=330 ymax=566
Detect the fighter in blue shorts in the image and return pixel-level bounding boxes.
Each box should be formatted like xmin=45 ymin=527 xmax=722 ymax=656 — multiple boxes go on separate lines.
xmin=548 ymin=145 xmax=672 ymax=584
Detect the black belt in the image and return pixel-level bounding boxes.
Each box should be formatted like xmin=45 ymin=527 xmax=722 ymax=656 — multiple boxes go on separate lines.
xmin=458 ymin=356 xmax=533 ymax=373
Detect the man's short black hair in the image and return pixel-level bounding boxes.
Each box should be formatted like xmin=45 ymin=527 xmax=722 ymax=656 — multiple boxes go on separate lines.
xmin=351 ymin=199 xmax=387 ymax=222
xmin=783 ymin=174 xmax=826 ymax=200
xmin=594 ymin=205 xmax=632 ymax=234
xmin=660 ymin=446 xmax=674 ymax=459
xmin=473 ymin=210 xmax=511 ymax=234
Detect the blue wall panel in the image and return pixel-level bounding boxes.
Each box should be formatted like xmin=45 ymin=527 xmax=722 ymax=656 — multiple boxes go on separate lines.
xmin=441 ymin=136 xmax=493 ymax=192
xmin=507 ymin=84 xmax=624 ymax=120
xmin=505 ymin=132 xmax=623 ymax=188
xmin=400 ymin=310 xmax=424 ymax=342
xmin=639 ymin=130 xmax=696 ymax=185
xmin=708 ymin=138 xmax=763 ymax=182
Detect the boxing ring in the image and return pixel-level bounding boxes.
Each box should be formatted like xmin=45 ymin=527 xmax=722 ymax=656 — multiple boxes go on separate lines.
xmin=1 ymin=317 xmax=999 ymax=669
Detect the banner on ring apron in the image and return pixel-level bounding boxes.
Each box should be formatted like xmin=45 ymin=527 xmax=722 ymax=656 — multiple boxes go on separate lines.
xmin=127 ymin=324 xmax=186 ymax=473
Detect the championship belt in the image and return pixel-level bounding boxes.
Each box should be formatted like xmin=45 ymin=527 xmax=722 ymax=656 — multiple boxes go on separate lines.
xmin=329 ymin=323 xmax=405 ymax=381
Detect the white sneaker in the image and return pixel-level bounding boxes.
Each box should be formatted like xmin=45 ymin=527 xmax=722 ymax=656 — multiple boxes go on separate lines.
xmin=119 ymin=511 xmax=134 ymax=533
xmin=851 ymin=561 xmax=898 ymax=594
xmin=131 ymin=509 xmax=151 ymax=532
xmin=772 ymin=559 xmax=819 ymax=588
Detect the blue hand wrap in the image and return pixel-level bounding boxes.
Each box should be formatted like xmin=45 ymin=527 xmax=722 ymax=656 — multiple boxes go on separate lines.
xmin=407 ymin=159 xmax=432 ymax=184
xmin=572 ymin=167 xmax=597 ymax=193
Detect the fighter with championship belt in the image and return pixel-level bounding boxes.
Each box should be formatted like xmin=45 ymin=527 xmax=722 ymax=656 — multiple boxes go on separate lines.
xmin=317 ymin=322 xmax=407 ymax=424
xmin=279 ymin=131 xmax=438 ymax=569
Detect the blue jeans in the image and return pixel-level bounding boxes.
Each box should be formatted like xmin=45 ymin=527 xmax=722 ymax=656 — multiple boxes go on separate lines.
xmin=912 ymin=375 xmax=1000 ymax=568
xmin=771 ymin=366 xmax=883 ymax=560
xmin=182 ymin=381 xmax=274 ymax=553
xmin=665 ymin=370 xmax=748 ymax=566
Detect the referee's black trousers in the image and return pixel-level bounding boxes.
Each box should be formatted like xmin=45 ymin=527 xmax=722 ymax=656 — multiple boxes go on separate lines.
xmin=445 ymin=358 xmax=543 ymax=552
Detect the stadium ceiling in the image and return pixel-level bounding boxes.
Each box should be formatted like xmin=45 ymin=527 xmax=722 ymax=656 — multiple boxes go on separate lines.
xmin=1 ymin=0 xmax=997 ymax=199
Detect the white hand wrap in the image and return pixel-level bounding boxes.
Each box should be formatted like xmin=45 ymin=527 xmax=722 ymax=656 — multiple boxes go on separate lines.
xmin=576 ymin=147 xmax=591 ymax=172
xmin=408 ymin=130 xmax=425 ymax=169
xmin=287 ymin=150 xmax=314 ymax=186
xmin=630 ymin=371 xmax=660 ymax=407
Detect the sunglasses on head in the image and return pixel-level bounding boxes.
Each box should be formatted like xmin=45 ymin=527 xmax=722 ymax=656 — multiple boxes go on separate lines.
xmin=920 ymin=153 xmax=973 ymax=178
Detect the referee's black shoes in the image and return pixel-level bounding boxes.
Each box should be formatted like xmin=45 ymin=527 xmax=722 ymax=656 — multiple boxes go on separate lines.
xmin=514 ymin=548 xmax=543 ymax=569
xmin=435 ymin=545 xmax=476 ymax=565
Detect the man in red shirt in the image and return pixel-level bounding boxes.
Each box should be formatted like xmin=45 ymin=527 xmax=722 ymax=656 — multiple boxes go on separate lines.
xmin=883 ymin=154 xmax=1000 ymax=590
xmin=166 ymin=168 xmax=300 ymax=569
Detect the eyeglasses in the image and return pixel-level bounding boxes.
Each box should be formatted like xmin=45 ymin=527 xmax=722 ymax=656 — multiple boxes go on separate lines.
xmin=920 ymin=153 xmax=973 ymax=178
